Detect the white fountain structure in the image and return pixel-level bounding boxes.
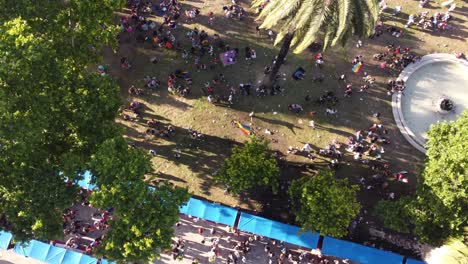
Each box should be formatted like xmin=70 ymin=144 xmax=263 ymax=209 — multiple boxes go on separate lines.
xmin=392 ymin=53 xmax=468 ymax=153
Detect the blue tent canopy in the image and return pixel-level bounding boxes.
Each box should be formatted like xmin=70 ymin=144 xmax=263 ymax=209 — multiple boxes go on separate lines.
xmin=237 ymin=213 xmax=319 ymax=249
xmin=322 ymin=236 xmax=404 ymax=264
xmin=179 ymin=198 xmax=238 ymax=226
xmin=100 ymin=258 xmax=116 ymax=264
xmin=14 ymin=240 xmax=51 ymax=262
xmin=45 ymin=246 xmax=67 ymax=264
xmin=61 ymin=249 xmax=99 ymax=264
xmin=14 ymin=240 xmax=99 ymax=264
xmin=406 ymin=258 xmax=426 ymax=264
xmin=78 ymin=253 xmax=99 ymax=264
xmin=0 ymin=231 xmax=13 ymax=250
xmin=76 ymin=170 xmax=97 ymax=190
xmin=62 ymin=250 xmax=83 ymax=264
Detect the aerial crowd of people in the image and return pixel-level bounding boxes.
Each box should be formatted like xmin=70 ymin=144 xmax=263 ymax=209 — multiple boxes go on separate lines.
xmin=80 ymin=0 xmax=468 ymax=262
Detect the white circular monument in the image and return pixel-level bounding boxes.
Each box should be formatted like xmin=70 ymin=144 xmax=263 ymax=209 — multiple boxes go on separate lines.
xmin=392 ymin=53 xmax=468 ymax=153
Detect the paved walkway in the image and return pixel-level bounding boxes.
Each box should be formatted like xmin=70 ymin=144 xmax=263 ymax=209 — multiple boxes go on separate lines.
xmin=155 ymin=215 xmax=353 ymax=264
xmin=0 ymin=249 xmax=44 ymax=264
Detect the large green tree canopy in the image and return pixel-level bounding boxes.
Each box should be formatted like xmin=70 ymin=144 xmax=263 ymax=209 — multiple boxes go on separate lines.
xmin=215 ymin=136 xmax=279 ymax=195
xmin=89 ymin=138 xmax=189 ymax=263
xmin=0 ymin=2 xmax=189 ymax=262
xmin=289 ymin=170 xmax=360 ymax=238
xmin=376 ymin=111 xmax=468 ymax=244
xmin=0 ymin=0 xmax=123 ymax=66
xmin=0 ymin=18 xmax=121 ymax=240
xmin=412 ymin=111 xmax=468 ymax=244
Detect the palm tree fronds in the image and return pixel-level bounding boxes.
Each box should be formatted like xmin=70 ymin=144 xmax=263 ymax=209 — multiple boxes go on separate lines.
xmin=331 ymin=0 xmax=352 ymax=46
xmin=257 ymin=0 xmax=379 ymax=53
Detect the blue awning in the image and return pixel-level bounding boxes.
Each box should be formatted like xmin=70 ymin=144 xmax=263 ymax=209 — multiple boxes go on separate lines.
xmin=100 ymin=258 xmax=116 ymax=264
xmin=14 ymin=240 xmax=51 ymax=262
xmin=322 ymin=236 xmax=404 ymax=264
xmin=45 ymin=246 xmax=67 ymax=264
xmin=62 ymin=250 xmax=83 ymax=264
xmin=78 ymin=253 xmax=99 ymax=264
xmin=61 ymin=249 xmax=98 ymax=264
xmin=13 ymin=240 xmax=98 ymax=264
xmin=237 ymin=213 xmax=319 ymax=249
xmin=0 ymin=231 xmax=13 ymax=250
xmin=406 ymin=258 xmax=426 ymax=264
xmin=179 ymin=198 xmax=238 ymax=226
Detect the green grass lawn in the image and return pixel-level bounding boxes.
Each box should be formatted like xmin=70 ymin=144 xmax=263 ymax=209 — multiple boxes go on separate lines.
xmin=104 ymin=0 xmax=468 ymax=230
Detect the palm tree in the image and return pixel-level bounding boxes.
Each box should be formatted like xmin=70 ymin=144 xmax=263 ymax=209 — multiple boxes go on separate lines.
xmin=253 ymin=0 xmax=379 ymax=89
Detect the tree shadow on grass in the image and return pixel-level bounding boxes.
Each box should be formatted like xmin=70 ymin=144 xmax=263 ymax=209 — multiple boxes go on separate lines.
xmin=253 ymin=115 xmax=302 ymax=135
xmin=115 ymin=30 xmax=425 ymax=206
xmin=147 ymin=171 xmax=187 ymax=183
xmin=123 ymin=122 xmax=241 ymax=195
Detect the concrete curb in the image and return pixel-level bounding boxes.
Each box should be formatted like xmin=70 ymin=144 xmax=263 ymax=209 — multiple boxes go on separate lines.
xmin=391 ymin=53 xmax=468 ymax=154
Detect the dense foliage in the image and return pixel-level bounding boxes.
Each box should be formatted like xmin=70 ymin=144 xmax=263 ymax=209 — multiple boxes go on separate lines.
xmin=0 ymin=18 xmax=121 ymax=240
xmin=90 ymin=138 xmax=189 ymax=262
xmin=289 ymin=170 xmax=360 ymax=238
xmin=375 ymin=197 xmax=413 ymax=234
xmin=0 ymin=2 xmax=190 ymax=262
xmin=0 ymin=0 xmax=123 ymax=66
xmin=215 ymin=136 xmax=279 ymax=195
xmin=377 ymin=111 xmax=468 ymax=244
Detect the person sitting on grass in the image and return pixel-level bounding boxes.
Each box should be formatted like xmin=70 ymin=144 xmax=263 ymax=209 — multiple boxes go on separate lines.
xmin=120 ymin=57 xmax=131 ymax=69
xmin=292 ymin=67 xmax=305 ymax=80
xmin=288 ymin=104 xmax=303 ymax=113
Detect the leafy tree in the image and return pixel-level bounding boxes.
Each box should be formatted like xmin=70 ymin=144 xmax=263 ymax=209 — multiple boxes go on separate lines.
xmin=376 ymin=111 xmax=468 ymax=244
xmin=411 ymin=111 xmax=468 ymax=244
xmin=289 ymin=170 xmax=360 ymax=237
xmin=375 ymin=197 xmax=413 ymax=234
xmin=0 ymin=3 xmax=188 ymax=262
xmin=0 ymin=18 xmax=120 ymax=240
xmin=89 ymin=138 xmax=190 ymax=263
xmin=253 ymin=0 xmax=379 ymax=88
xmin=0 ymin=0 xmax=124 ymax=67
xmin=215 ymin=136 xmax=279 ymax=195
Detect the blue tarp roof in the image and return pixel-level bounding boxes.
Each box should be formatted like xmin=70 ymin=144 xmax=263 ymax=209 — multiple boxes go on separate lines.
xmin=0 ymin=231 xmax=13 ymax=250
xmin=406 ymin=258 xmax=426 ymax=264
xmin=179 ymin=198 xmax=238 ymax=226
xmin=45 ymin=246 xmax=67 ymax=264
xmin=14 ymin=240 xmax=99 ymax=264
xmin=237 ymin=213 xmax=319 ymax=249
xmin=79 ymin=254 xmax=99 ymax=264
xmin=62 ymin=250 xmax=84 ymax=264
xmin=14 ymin=240 xmax=51 ymax=262
xmin=62 ymin=250 xmax=98 ymax=264
xmin=322 ymin=236 xmax=404 ymax=264
xmin=76 ymin=170 xmax=97 ymax=190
